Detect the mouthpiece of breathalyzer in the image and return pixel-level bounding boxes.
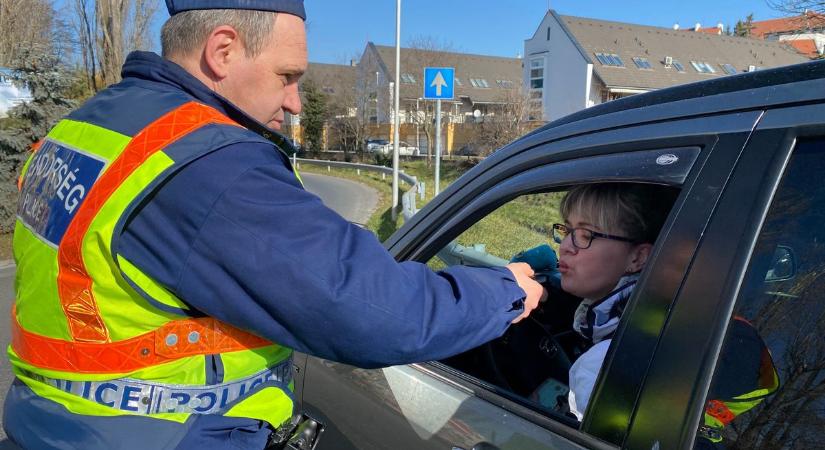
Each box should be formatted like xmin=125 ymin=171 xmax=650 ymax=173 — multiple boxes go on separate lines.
xmin=510 ymin=244 xmax=561 ymax=290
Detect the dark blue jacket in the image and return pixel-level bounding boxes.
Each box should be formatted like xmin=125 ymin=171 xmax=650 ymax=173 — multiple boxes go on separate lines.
xmin=3 ymin=52 xmax=526 ymax=450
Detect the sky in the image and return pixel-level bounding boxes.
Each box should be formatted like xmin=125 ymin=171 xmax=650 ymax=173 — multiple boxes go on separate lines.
xmin=146 ymin=1 xmax=785 ymax=64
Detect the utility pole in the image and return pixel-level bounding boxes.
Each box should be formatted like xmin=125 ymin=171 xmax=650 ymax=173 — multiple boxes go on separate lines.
xmin=391 ymin=0 xmax=401 ymax=220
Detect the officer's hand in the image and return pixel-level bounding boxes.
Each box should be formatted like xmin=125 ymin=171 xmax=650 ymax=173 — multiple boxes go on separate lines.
xmin=506 ymin=262 xmax=548 ymax=324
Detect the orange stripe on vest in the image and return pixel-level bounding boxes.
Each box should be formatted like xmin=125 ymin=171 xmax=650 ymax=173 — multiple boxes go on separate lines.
xmin=706 ymin=399 xmax=736 ymax=425
xmin=57 ymin=102 xmax=238 ymax=343
xmin=11 ymin=305 xmax=272 ymax=373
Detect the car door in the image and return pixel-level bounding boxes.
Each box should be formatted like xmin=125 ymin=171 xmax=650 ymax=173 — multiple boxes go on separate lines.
xmin=620 ymin=101 xmax=825 ymax=449
xmin=298 ymin=109 xmax=762 ymax=450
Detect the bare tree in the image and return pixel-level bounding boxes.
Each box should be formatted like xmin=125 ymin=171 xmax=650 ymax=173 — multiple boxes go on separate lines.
xmin=473 ymin=88 xmax=531 ymax=155
xmin=768 ymin=0 xmax=825 ymax=16
xmin=0 ymin=0 xmax=55 ymax=66
xmin=71 ymin=0 xmax=159 ymax=90
xmin=327 ymin=81 xmax=370 ymax=159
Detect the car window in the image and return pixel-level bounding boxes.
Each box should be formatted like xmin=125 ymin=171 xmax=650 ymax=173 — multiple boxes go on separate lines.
xmin=693 ymin=138 xmax=825 ymax=448
xmin=427 ymin=191 xmax=563 ymax=272
xmin=428 ymin=184 xmax=677 ymax=431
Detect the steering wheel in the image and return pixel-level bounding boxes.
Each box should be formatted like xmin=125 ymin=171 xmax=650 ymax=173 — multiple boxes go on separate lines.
xmin=479 ymin=286 xmax=583 ymax=397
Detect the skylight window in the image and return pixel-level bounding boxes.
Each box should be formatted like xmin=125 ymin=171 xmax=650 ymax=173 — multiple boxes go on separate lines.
xmin=455 ymin=78 xmax=462 ymax=86
xmin=470 ymin=78 xmax=490 ymax=88
xmin=672 ymin=60 xmax=685 ymax=72
xmin=595 ymin=52 xmax=624 ymax=67
xmin=401 ymin=73 xmax=416 ymax=83
xmin=632 ymin=57 xmax=652 ymax=69
xmin=721 ymin=63 xmax=738 ymax=75
xmin=690 ymin=61 xmax=716 ymax=74
xmin=496 ymin=79 xmax=514 ymax=88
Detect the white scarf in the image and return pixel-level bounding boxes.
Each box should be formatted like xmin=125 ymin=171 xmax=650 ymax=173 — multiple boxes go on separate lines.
xmin=572 ymin=274 xmax=639 ymax=345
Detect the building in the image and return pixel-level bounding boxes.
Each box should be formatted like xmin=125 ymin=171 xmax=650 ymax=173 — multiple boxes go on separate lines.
xmin=751 ymin=11 xmax=825 ymax=59
xmin=284 ymin=62 xmax=358 ymax=149
xmin=285 ymin=45 xmax=525 ymax=154
xmin=357 ymin=42 xmax=523 ymax=153
xmin=524 ymin=11 xmax=808 ymax=122
xmin=358 ymin=42 xmax=522 ymax=124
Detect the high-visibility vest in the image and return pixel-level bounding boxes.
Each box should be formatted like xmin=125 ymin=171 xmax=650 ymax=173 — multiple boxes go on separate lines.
xmin=9 ymin=101 xmax=295 ymax=428
xmin=700 ymin=317 xmax=780 ymax=444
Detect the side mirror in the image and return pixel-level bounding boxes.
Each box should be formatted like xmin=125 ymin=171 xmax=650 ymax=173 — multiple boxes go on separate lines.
xmin=765 ymin=245 xmax=796 ymax=282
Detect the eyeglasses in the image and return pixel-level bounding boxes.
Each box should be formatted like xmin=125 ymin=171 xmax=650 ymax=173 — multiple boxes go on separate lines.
xmin=552 ymin=223 xmax=636 ymax=250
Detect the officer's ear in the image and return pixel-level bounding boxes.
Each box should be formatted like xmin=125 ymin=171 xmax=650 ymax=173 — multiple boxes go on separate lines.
xmin=202 ymin=25 xmax=244 ymax=80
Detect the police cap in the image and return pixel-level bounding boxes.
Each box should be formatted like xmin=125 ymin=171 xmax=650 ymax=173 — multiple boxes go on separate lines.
xmin=165 ymin=0 xmax=306 ymax=20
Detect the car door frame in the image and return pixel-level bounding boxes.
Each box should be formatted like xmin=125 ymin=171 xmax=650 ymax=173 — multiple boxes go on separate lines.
xmin=621 ymin=101 xmax=825 ymax=449
xmin=379 ymin=109 xmax=763 ymax=447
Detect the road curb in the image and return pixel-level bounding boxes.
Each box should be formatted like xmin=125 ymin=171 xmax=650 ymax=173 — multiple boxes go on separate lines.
xmin=0 ymin=260 xmax=15 ymax=270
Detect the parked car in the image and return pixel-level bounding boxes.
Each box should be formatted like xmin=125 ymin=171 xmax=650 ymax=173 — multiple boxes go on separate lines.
xmin=455 ymin=143 xmax=485 ymax=157
xmin=378 ymin=141 xmax=420 ymax=156
xmin=365 ymin=138 xmax=389 ymax=153
xmin=289 ymin=60 xmax=825 ymax=450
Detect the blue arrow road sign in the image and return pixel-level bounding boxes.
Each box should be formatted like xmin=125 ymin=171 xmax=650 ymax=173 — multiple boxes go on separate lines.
xmin=423 ymin=67 xmax=454 ymax=100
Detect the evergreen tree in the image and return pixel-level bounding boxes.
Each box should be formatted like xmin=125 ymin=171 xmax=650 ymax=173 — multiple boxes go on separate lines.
xmin=302 ymin=79 xmax=328 ymax=154
xmin=734 ymin=13 xmax=755 ymax=37
xmin=0 ymin=45 xmax=77 ymax=232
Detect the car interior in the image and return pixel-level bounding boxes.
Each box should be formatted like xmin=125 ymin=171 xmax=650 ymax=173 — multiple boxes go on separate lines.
xmin=427 ymin=182 xmax=681 ymax=425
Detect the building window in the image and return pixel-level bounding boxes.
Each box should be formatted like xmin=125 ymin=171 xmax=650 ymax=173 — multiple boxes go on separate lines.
xmin=546 ymin=26 xmax=551 ymax=40
xmin=632 ymin=57 xmax=652 ymax=69
xmin=455 ymin=78 xmax=462 ymax=86
xmin=671 ymin=60 xmax=686 ymax=72
xmin=496 ymin=79 xmax=514 ymax=88
xmin=322 ymin=86 xmax=335 ymax=94
xmin=529 ymin=57 xmax=544 ymax=120
xmin=401 ymin=73 xmax=416 ymax=84
xmin=595 ymin=52 xmax=624 ymax=67
xmin=690 ymin=61 xmax=716 ymax=74
xmin=721 ymin=63 xmax=738 ymax=75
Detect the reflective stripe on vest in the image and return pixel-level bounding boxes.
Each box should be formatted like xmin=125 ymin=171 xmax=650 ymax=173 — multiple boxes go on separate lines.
xmin=12 ymin=101 xmax=274 ymax=373
xmin=11 ymin=304 xmax=272 ymax=373
xmin=19 ymin=358 xmax=292 ymax=415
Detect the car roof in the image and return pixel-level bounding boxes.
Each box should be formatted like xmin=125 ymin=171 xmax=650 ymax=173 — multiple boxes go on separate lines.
xmin=546 ymin=59 xmax=825 ymax=130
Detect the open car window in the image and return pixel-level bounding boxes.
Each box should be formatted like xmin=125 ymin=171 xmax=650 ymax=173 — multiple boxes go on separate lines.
xmin=427 ymin=192 xmax=564 ymax=272
xmin=426 ymin=184 xmax=679 ymax=431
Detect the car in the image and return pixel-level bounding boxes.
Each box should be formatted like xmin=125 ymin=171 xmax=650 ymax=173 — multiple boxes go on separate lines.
xmin=378 ymin=141 xmax=420 ymax=156
xmin=288 ymin=60 xmax=825 ymax=450
xmin=365 ymin=138 xmax=389 ymax=153
xmin=455 ymin=142 xmax=485 ymax=156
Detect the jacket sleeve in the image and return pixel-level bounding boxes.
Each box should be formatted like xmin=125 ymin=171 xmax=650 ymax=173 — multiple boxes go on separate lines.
xmin=118 ymin=142 xmax=527 ymax=368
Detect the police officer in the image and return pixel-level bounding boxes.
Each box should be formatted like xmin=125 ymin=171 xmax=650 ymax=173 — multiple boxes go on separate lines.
xmin=3 ymin=1 xmax=546 ymax=449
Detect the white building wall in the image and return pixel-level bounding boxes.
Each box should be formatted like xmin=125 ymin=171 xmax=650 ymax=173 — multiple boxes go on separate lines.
xmin=588 ymin=72 xmax=603 ymax=107
xmin=523 ymin=12 xmax=593 ymax=122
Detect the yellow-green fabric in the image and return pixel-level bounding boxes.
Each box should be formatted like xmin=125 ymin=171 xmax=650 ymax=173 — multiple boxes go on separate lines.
xmin=10 ymin=115 xmax=294 ymax=425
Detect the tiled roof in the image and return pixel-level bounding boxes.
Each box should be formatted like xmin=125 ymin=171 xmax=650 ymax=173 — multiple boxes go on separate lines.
xmin=682 ymin=26 xmax=724 ymax=35
xmin=784 ymin=38 xmax=820 ymax=58
xmin=300 ymin=62 xmax=357 ymax=97
xmin=559 ymin=13 xmax=808 ymax=90
xmin=370 ymin=43 xmax=522 ymax=104
xmin=751 ymin=12 xmax=825 ymax=38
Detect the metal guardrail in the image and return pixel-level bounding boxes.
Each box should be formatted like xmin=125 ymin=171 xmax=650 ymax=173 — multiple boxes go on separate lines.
xmin=294 ymin=157 xmax=419 ymax=221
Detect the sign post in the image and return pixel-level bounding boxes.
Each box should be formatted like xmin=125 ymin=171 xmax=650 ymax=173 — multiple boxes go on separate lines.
xmin=423 ymin=67 xmax=454 ymax=197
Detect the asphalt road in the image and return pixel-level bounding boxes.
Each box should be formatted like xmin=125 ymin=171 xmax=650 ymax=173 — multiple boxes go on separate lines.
xmin=0 ymin=173 xmax=377 ymax=447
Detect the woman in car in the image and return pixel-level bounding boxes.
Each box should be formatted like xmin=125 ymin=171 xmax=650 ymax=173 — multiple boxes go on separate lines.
xmin=545 ymin=183 xmax=677 ymax=420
